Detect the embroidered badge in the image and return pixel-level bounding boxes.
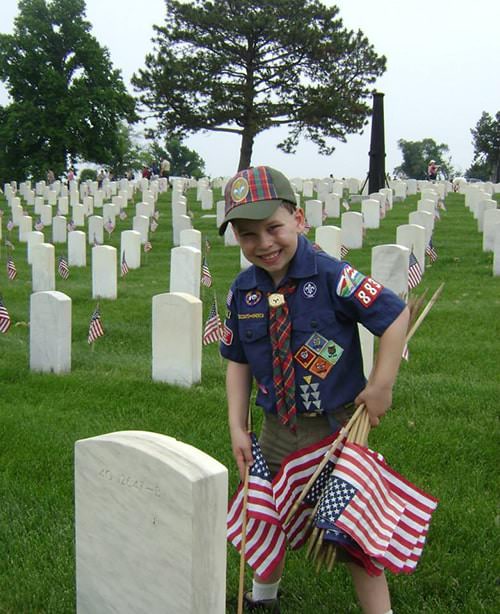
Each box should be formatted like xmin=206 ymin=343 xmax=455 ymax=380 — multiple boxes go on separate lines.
xmin=319 ymin=340 xmax=344 ymax=365
xmin=336 ymin=264 xmax=365 ymax=298
xmin=300 ymin=378 xmax=323 ymax=412
xmin=354 ymin=277 xmax=383 ymax=308
xmin=294 ymin=345 xmax=317 ymax=369
xmin=302 ymin=281 xmax=317 ymax=299
xmin=238 ymin=312 xmax=265 ymax=319
xmin=245 ymin=290 xmax=262 ymax=306
xmin=305 ymin=332 xmax=328 ymax=353
xmin=231 ymin=176 xmax=249 ymax=202
xmin=221 ymin=323 xmax=233 ymax=346
xmin=226 ymin=287 xmax=234 ymax=307
xmin=309 ymin=356 xmax=334 ymax=380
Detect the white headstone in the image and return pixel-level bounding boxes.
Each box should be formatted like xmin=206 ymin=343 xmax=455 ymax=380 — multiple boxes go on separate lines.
xmin=18 ymin=215 xmax=33 ymax=242
xmin=152 ymin=292 xmax=202 ymax=386
xmin=315 ymin=225 xmax=342 ymax=259
xmin=180 ymin=228 xmax=202 ymax=252
xmin=136 ymin=202 xmax=153 ymax=219
xmin=396 ymin=224 xmax=426 ymax=276
xmin=201 ymin=189 xmax=213 ymax=210
xmin=371 ymin=244 xmax=410 ymax=298
xmin=169 ymin=246 xmax=201 ymax=298
xmin=68 ymin=230 xmax=87 ymax=267
xmin=476 ymin=199 xmax=497 ymax=232
xmin=120 ymin=231 xmax=141 ymax=270
xmin=133 ymin=215 xmax=150 ymax=244
xmin=224 ymin=223 xmax=239 ymax=247
xmin=27 ymin=231 xmax=45 ymax=265
xmin=302 ymin=180 xmax=314 ymax=197
xmin=30 ymin=290 xmax=71 ymax=373
xmin=493 ymin=223 xmax=500 ymax=276
xmin=305 ymin=199 xmax=323 ymax=228
xmin=341 ymin=211 xmax=363 ymax=249
xmin=92 ymin=245 xmax=117 ymax=300
xmin=173 ymin=215 xmax=192 ymax=247
xmin=358 ymin=324 xmax=374 ymax=379
xmin=361 ymin=199 xmax=380 ymax=229
xmin=408 ymin=210 xmax=434 ymax=245
xmin=57 ymin=196 xmax=69 ymax=215
xmin=324 ymin=193 xmax=340 ymax=218
xmin=74 ymin=430 xmax=227 ymax=614
xmin=216 ymin=200 xmax=226 ymax=228
xmin=88 ymin=216 xmax=104 ymax=246
xmin=52 ymin=216 xmax=68 ymax=243
xmin=483 ymin=208 xmax=500 ymax=252
xmin=32 ymin=243 xmax=56 ymax=292
xmin=240 ymin=249 xmax=252 ymax=270
xmin=72 ymin=203 xmax=85 ymax=227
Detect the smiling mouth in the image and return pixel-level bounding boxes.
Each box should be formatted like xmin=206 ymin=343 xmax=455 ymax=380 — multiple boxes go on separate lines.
xmin=260 ymin=250 xmax=281 ymax=264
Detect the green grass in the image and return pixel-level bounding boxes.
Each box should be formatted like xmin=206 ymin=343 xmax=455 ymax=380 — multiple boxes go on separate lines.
xmin=0 ymin=187 xmax=499 ymax=613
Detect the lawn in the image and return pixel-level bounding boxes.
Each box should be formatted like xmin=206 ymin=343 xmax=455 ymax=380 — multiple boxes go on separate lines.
xmin=0 ymin=184 xmax=499 ymax=613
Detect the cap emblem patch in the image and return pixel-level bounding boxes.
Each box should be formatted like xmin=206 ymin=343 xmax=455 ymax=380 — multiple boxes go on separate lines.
xmin=231 ymin=177 xmax=249 ymax=203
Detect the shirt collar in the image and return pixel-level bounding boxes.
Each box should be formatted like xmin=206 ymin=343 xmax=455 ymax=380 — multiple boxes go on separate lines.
xmin=235 ymin=234 xmax=318 ymax=291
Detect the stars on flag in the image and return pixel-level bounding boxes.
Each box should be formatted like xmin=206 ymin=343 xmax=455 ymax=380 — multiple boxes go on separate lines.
xmin=7 ymin=256 xmax=17 ymax=280
xmin=203 ymin=297 xmax=222 ymax=345
xmin=0 ymin=297 xmax=12 ymax=334
xmin=201 ymin=257 xmax=212 ymax=287
xmin=58 ymin=255 xmax=69 ymax=280
xmin=88 ymin=305 xmax=105 ymax=344
xmin=408 ymin=251 xmax=422 ymax=290
xmin=121 ymin=252 xmax=129 ymax=277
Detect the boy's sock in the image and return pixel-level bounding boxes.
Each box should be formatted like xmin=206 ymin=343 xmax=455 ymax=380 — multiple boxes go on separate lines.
xmin=251 ymin=579 xmax=281 ymax=601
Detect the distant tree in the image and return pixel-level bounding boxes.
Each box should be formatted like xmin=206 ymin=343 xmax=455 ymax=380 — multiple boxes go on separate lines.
xmin=394 ymin=138 xmax=453 ymax=180
xmin=0 ymin=0 xmax=136 ymax=184
xmin=464 ymin=160 xmax=492 ymax=182
xmin=470 ymin=111 xmax=500 ymax=182
xmin=144 ymin=139 xmax=206 ymax=179
xmin=107 ymin=123 xmax=145 ymax=178
xmin=132 ymin=0 xmax=386 ymax=171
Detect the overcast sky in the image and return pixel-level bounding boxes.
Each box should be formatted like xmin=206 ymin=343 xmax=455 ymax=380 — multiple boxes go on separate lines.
xmin=1 ymin=0 xmax=499 ymax=179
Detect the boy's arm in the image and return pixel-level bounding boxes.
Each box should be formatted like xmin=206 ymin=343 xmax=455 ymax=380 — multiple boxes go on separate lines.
xmin=355 ymin=306 xmax=410 ymax=426
xmin=226 ymin=359 xmax=254 ymax=480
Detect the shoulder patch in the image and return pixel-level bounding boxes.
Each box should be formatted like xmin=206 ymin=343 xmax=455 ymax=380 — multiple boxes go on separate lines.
xmin=336 ymin=264 xmax=365 ymax=298
xmin=354 ymin=277 xmax=383 ymax=308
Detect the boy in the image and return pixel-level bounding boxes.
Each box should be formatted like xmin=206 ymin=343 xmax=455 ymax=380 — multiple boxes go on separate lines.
xmin=219 ymin=166 xmax=409 ymax=613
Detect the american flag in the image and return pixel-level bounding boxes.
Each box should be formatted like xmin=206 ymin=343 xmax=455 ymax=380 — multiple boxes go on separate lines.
xmin=58 ymin=255 xmax=69 ymax=279
xmin=34 ymin=218 xmax=44 ymax=231
xmin=153 ymin=210 xmax=160 ymax=220
xmin=425 ymin=238 xmax=438 ymax=263
xmin=201 ymin=257 xmax=212 ymax=287
xmin=88 ymin=306 xmax=105 ymax=344
xmin=121 ymin=252 xmax=129 ymax=277
xmin=144 ymin=241 xmax=152 ymax=253
xmin=104 ymin=219 xmax=115 ymax=234
xmin=119 ymin=209 xmax=128 ymax=221
xmin=7 ymin=256 xmax=17 ymax=280
xmin=150 ymin=219 xmax=159 ymax=232
xmin=203 ymin=298 xmax=222 ymax=345
xmin=0 ymin=298 xmax=11 ymax=333
xmin=272 ymin=431 xmax=345 ymax=548
xmin=7 ymin=219 xmax=14 ymax=231
xmin=227 ymin=433 xmax=287 ymax=580
xmin=67 ymin=219 xmax=76 ymax=232
xmin=340 ymin=245 xmax=349 ymax=259
xmin=408 ymin=251 xmax=422 ymax=290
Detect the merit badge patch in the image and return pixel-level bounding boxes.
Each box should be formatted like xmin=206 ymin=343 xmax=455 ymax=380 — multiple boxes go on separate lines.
xmin=294 ymin=345 xmax=317 ymax=369
xmin=354 ymin=277 xmax=383 ymax=308
xmin=231 ymin=176 xmax=249 ymax=202
xmin=300 ymin=378 xmax=323 ymax=412
xmin=336 ymin=264 xmax=365 ymax=298
xmin=309 ymin=356 xmax=334 ymax=380
xmin=245 ymin=290 xmax=262 ymax=306
xmin=319 ymin=340 xmax=344 ymax=365
xmin=302 ymin=281 xmax=317 ymax=299
xmin=305 ymin=332 xmax=328 ymax=353
xmin=221 ymin=323 xmax=233 ymax=346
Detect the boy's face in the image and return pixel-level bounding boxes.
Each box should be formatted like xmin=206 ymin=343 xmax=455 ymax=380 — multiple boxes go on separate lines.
xmin=232 ymin=205 xmax=305 ymax=285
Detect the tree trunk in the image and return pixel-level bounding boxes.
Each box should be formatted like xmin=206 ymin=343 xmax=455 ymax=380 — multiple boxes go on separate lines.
xmin=237 ymin=128 xmax=255 ymax=171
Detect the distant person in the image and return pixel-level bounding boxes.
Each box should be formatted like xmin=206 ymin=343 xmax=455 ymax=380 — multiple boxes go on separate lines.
xmin=67 ymin=167 xmax=75 ymax=184
xmin=46 ymin=169 xmax=55 ymax=185
xmin=160 ymin=158 xmax=171 ymax=181
xmin=97 ymin=170 xmax=105 ymax=189
xmin=142 ymin=166 xmax=151 ymax=180
xmin=427 ymin=160 xmax=440 ymax=181
xmin=219 ymin=165 xmax=409 ymax=614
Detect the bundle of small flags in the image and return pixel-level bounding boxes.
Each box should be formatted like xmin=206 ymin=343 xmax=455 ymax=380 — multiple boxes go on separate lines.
xmin=88 ymin=306 xmax=105 ymax=344
xmin=58 ymin=255 xmax=69 ymax=280
xmin=203 ymin=298 xmax=222 ymax=345
xmin=0 ymin=298 xmax=11 ymax=333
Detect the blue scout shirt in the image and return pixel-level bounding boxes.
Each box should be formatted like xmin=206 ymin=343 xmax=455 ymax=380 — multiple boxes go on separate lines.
xmin=220 ymin=234 xmax=406 ymax=417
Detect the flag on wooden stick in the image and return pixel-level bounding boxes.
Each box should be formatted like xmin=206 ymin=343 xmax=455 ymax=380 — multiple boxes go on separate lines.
xmin=0 ymin=298 xmax=11 ymax=333
xmin=7 ymin=256 xmax=17 ymax=280
xmin=203 ymin=297 xmax=222 ymax=345
xmin=121 ymin=252 xmax=129 ymax=277
xmin=88 ymin=305 xmax=105 ymax=344
xmin=425 ymin=238 xmax=438 ymax=263
xmin=201 ymin=257 xmax=213 ymax=287
xmin=58 ymin=255 xmax=69 ymax=280
xmin=408 ymin=251 xmax=422 ymax=290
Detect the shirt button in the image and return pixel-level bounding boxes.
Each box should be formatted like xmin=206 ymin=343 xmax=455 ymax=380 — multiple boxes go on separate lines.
xmin=311 ymin=320 xmax=318 ymax=329
xmin=245 ymin=330 xmax=253 ymax=339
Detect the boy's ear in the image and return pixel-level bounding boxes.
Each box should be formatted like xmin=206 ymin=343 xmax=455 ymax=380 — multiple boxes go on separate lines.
xmin=294 ymin=207 xmax=305 ymax=230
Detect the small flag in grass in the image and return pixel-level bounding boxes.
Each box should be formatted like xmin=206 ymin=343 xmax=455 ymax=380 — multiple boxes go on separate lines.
xmin=0 ymin=298 xmax=11 ymax=333
xmin=121 ymin=253 xmax=129 ymax=277
xmin=34 ymin=218 xmax=44 ymax=231
xmin=150 ymin=219 xmax=159 ymax=233
xmin=88 ymin=305 xmax=105 ymax=344
xmin=408 ymin=251 xmax=422 ymax=290
xmin=7 ymin=256 xmax=17 ymax=280
xmin=144 ymin=241 xmax=152 ymax=253
xmin=426 ymin=238 xmax=438 ymax=263
xmin=58 ymin=255 xmax=69 ymax=280
xmin=203 ymin=298 xmax=222 ymax=345
xmin=201 ymin=257 xmax=212 ymax=287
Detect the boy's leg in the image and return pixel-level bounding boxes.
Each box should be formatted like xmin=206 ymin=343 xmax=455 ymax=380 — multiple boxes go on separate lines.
xmin=347 ymin=563 xmax=391 ymax=614
xmin=248 ymin=556 xmax=285 ymax=603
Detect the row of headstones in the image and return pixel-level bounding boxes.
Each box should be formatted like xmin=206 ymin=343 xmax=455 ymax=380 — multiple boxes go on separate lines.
xmin=462 ymin=184 xmax=500 ymax=275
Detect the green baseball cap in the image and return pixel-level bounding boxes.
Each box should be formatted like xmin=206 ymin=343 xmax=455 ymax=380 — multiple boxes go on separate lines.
xmin=218 ymin=166 xmax=297 ymax=235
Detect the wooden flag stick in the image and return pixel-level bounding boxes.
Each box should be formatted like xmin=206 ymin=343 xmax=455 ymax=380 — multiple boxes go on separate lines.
xmin=237 ymin=409 xmax=252 ymax=614
xmin=284 ymin=402 xmax=366 ymax=525
xmin=405 ymin=282 xmax=444 ymax=345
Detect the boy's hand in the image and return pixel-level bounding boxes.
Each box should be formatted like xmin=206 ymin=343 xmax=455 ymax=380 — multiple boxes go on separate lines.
xmin=231 ymin=428 xmax=254 ymax=481
xmin=355 ymin=383 xmax=392 ymax=427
